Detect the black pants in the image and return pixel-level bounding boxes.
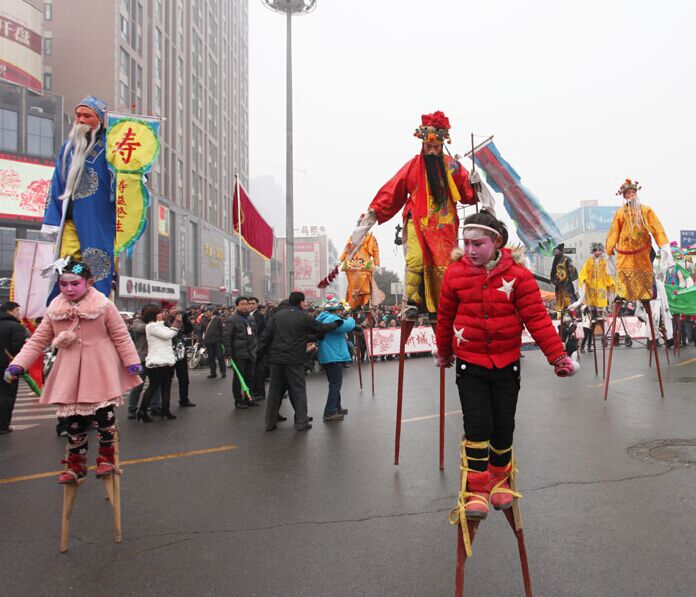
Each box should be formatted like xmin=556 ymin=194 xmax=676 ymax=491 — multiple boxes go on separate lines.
xmin=265 ymin=363 xmax=309 ymax=429
xmin=251 ymin=359 xmax=266 ymax=399
xmin=206 ymin=343 xmax=226 ymax=376
xmin=173 ymin=358 xmax=190 ymax=404
xmin=231 ymin=357 xmax=254 ymax=405
xmin=0 ymin=378 xmax=19 ymax=431
xmin=140 ymin=366 xmax=174 ymax=415
xmin=66 ymin=405 xmax=116 ymax=455
xmin=455 ymin=359 xmax=521 ymax=471
xmin=581 ymin=327 xmax=593 ymax=350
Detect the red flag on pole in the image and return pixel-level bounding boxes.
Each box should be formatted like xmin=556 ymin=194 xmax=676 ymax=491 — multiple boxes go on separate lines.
xmin=232 ymin=180 xmax=274 ymax=260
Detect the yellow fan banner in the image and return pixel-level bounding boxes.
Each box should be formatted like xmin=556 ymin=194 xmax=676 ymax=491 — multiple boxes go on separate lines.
xmin=105 ymin=114 xmax=161 ymax=255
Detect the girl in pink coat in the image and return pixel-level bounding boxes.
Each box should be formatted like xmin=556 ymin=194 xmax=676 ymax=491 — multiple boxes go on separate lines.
xmin=4 ymin=258 xmax=142 ymax=484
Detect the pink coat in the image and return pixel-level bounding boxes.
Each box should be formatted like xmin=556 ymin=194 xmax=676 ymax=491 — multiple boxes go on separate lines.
xmin=11 ymin=287 xmax=142 ymax=405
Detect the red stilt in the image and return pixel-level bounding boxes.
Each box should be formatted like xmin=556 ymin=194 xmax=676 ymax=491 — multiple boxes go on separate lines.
xmin=644 ymin=302 xmax=665 ymax=398
xmin=394 ymin=319 xmax=415 ymax=465
xmin=503 ymin=509 xmax=533 ymax=597
xmin=592 ymin=320 xmax=598 ymax=376
xmin=356 ymin=335 xmax=363 ymax=390
xmin=601 ymin=319 xmax=606 ymax=379
xmin=603 ymin=301 xmax=621 ymax=401
xmin=454 ymin=521 xmax=480 ymax=597
xmin=368 ymin=313 xmax=376 ymax=396
xmin=439 ymin=367 xmax=445 ymax=471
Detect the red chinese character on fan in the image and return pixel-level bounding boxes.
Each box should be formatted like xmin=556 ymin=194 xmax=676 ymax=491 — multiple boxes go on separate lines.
xmin=112 ymin=127 xmax=141 ymax=165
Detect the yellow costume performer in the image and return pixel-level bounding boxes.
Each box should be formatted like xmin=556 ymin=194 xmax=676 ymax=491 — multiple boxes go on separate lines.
xmin=577 ymin=243 xmax=614 ymax=308
xmin=605 ymin=179 xmax=671 ymax=301
xmin=339 ymin=231 xmax=380 ymax=310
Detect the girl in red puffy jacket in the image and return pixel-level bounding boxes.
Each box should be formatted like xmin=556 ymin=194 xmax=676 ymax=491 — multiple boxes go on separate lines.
xmin=435 ymin=210 xmax=577 ymax=521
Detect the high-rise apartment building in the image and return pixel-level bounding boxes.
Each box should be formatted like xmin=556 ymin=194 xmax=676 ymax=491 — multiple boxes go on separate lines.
xmin=42 ymin=0 xmax=252 ymax=306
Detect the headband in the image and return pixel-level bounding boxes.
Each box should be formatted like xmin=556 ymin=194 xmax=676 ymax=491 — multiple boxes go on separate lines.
xmin=462 ymin=224 xmax=501 ymax=237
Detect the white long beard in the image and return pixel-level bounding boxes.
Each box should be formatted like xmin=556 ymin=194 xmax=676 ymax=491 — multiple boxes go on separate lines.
xmin=60 ymin=123 xmax=98 ymax=201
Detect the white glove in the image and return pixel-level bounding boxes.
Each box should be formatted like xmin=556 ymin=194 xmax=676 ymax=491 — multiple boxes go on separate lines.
xmin=659 ymin=243 xmax=675 ymax=275
xmin=39 ymin=224 xmax=60 ymax=242
xmin=469 ymin=169 xmax=481 ymax=185
xmin=471 ymin=172 xmax=497 ymax=217
xmin=606 ymin=254 xmax=616 ymax=276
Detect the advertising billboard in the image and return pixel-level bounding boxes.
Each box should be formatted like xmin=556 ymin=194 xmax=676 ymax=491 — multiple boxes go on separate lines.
xmin=582 ymin=206 xmax=618 ymax=231
xmin=680 ymin=230 xmax=696 ymax=248
xmin=0 ymin=0 xmax=43 ymax=92
xmin=293 ymin=240 xmax=321 ymax=300
xmin=0 ymin=153 xmax=53 ymax=221
xmin=118 ymin=275 xmax=179 ymax=300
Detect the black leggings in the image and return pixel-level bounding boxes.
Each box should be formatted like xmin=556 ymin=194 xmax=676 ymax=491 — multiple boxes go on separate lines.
xmin=455 ymin=360 xmax=520 ymax=471
xmin=66 ymin=405 xmax=116 ymax=455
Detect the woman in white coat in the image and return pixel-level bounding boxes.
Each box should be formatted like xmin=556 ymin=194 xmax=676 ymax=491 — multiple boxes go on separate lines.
xmin=137 ymin=304 xmax=181 ymax=422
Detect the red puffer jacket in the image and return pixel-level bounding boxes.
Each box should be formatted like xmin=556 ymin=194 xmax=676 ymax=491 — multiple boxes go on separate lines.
xmin=436 ymin=247 xmax=565 ymax=369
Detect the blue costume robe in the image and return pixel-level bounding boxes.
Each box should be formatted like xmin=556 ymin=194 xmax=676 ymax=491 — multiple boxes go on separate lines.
xmin=43 ymin=133 xmax=116 ymax=298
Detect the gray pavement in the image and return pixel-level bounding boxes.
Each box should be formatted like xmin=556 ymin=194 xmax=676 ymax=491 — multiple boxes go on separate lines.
xmin=1 ymin=345 xmax=696 ymax=596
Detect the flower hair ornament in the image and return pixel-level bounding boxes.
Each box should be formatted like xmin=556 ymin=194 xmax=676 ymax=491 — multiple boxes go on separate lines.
xmin=414 ymin=110 xmax=452 ymax=144
xmin=616 ymin=178 xmax=641 ymax=196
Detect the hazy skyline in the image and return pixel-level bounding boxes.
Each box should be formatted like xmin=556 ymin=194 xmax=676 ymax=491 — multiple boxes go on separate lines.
xmin=249 ymin=0 xmax=695 ymax=276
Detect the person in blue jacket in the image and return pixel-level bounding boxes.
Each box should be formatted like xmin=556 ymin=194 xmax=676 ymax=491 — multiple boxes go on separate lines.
xmin=316 ymin=297 xmax=355 ymax=422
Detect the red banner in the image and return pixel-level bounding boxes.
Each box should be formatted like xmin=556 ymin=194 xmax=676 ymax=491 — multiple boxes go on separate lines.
xmin=232 ymin=181 xmax=273 ymax=259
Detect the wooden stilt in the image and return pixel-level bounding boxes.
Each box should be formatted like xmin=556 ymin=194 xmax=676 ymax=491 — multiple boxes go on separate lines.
xmin=60 ymin=430 xmax=123 ymax=553
xmin=601 ymin=319 xmax=606 ymax=379
xmin=394 ymin=319 xmax=415 ymax=465
xmin=644 ymin=302 xmax=665 ymax=398
xmin=673 ymin=317 xmax=680 ymax=357
xmin=603 ymin=301 xmax=621 ymax=401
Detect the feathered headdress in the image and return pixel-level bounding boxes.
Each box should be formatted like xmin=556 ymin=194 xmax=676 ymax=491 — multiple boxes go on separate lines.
xmin=616 ymin=179 xmax=641 ymax=196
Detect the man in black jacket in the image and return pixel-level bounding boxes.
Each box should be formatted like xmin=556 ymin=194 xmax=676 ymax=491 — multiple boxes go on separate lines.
xmin=257 ymin=292 xmax=340 ymax=431
xmin=202 ymin=307 xmax=226 ymax=378
xmin=223 ymin=297 xmax=257 ymax=409
xmin=0 ymin=302 xmax=28 ymax=434
xmin=247 ymin=296 xmax=266 ymax=400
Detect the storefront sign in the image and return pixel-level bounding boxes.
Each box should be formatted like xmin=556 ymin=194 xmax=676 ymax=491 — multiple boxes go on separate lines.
xmin=119 ymin=275 xmax=179 ymax=300
xmin=0 ymin=153 xmax=53 ymax=221
xmin=188 ymin=286 xmax=211 ymax=303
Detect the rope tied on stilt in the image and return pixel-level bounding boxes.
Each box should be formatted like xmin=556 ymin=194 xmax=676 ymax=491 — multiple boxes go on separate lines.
xmin=489 ymin=446 xmax=523 ymax=502
xmin=448 ymin=439 xmax=489 ymax=557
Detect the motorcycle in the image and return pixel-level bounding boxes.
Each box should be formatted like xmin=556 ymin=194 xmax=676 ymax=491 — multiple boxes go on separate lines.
xmin=188 ymin=341 xmax=207 ymax=369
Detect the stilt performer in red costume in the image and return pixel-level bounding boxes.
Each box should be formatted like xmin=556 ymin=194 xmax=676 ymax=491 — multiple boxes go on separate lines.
xmin=332 ymin=110 xmax=497 ymax=467
xmin=435 ymin=210 xmax=578 ymax=594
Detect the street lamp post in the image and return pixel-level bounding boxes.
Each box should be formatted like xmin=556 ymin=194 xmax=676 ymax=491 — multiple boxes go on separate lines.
xmin=262 ymin=0 xmax=317 ymax=295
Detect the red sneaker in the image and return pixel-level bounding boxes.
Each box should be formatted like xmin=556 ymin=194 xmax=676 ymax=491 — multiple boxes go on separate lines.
xmin=488 ymin=463 xmax=519 ymax=510
xmin=58 ymin=454 xmax=87 ymax=484
xmin=464 ymin=471 xmax=490 ymax=521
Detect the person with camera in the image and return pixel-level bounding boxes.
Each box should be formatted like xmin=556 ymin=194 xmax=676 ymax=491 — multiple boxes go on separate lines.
xmin=165 ymin=302 xmax=196 ymax=408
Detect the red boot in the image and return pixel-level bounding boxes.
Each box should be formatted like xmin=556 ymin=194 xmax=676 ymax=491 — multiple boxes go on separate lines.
xmin=95 ymin=446 xmax=116 ymax=478
xmin=464 ymin=470 xmax=490 ymax=521
xmin=488 ymin=463 xmax=519 ymax=510
xmin=58 ymin=453 xmax=87 ymax=484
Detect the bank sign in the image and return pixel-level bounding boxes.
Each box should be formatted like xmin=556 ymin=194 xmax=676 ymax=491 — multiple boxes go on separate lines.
xmin=119 ymin=275 xmax=179 ymax=300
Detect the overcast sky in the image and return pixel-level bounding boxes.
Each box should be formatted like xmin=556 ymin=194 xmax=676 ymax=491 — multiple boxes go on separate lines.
xmin=248 ymin=0 xmax=696 ymax=276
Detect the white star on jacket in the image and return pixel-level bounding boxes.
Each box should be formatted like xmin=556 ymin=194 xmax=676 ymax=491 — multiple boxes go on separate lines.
xmin=497 ymin=277 xmax=516 ymax=300
xmin=453 ymin=325 xmax=469 ymax=346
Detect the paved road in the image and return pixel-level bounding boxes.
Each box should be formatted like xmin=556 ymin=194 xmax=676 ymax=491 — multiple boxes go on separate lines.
xmin=1 ymin=345 xmax=696 ymax=596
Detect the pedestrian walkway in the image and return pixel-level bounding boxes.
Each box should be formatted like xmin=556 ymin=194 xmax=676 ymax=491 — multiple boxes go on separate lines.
xmin=8 ymin=385 xmax=54 ymax=431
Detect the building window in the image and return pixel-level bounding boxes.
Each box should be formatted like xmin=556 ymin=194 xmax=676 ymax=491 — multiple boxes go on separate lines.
xmin=43 ymin=72 xmax=52 ymax=90
xmin=43 ymin=37 xmax=52 ymax=55
xmin=120 ymin=15 xmax=128 ymax=40
xmin=0 ymin=109 xmax=19 ymax=152
xmin=119 ymin=48 xmax=129 ymax=78
xmin=27 ymin=115 xmax=54 ymax=157
xmin=0 ymin=228 xmax=17 ymax=270
xmin=44 ymin=2 xmax=52 ymax=20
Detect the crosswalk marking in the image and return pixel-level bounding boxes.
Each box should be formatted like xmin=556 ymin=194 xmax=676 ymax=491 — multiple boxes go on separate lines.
xmin=10 ymin=414 xmax=57 ymax=421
